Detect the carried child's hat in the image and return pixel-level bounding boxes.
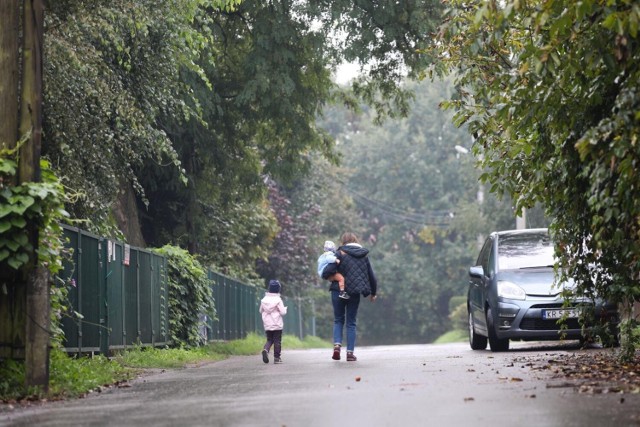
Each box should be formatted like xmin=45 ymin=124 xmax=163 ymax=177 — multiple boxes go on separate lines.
xmin=323 ymin=240 xmax=336 ymax=252
xmin=268 ymin=280 xmax=281 ymax=293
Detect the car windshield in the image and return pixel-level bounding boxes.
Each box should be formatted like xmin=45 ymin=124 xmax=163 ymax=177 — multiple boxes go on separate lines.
xmin=497 ymin=232 xmax=555 ymax=270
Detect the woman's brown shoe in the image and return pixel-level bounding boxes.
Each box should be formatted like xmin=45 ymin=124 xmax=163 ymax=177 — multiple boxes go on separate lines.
xmin=346 ymin=352 xmax=357 ymax=362
xmin=332 ymin=345 xmax=341 ymax=360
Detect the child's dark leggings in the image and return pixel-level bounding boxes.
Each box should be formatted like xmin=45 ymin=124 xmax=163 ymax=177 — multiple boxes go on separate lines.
xmin=264 ymin=329 xmax=283 ymax=358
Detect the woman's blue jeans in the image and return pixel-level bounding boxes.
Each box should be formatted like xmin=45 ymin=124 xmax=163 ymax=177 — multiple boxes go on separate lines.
xmin=332 ymin=290 xmax=360 ymax=352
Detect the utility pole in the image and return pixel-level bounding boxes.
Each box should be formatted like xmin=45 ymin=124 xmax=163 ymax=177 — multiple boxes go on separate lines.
xmin=515 ymin=209 xmax=527 ymax=230
xmin=0 ymin=0 xmax=49 ymax=389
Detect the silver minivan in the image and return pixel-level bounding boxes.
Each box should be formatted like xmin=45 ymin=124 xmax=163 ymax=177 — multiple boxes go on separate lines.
xmin=467 ymin=228 xmax=619 ymax=351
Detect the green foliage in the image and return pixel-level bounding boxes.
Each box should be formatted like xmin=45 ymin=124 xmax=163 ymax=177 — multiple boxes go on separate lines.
xmin=255 ymin=179 xmax=325 ymax=297
xmin=433 ymin=329 xmax=466 ymax=344
xmin=429 ymin=0 xmax=640 ymax=358
xmin=0 ymin=148 xmax=68 ymax=273
xmin=310 ymin=0 xmax=445 ymax=121
xmin=620 ymin=318 xmax=640 ymax=362
xmin=48 ymin=350 xmax=133 ymax=398
xmin=0 ymin=349 xmax=133 ymax=401
xmin=208 ymin=332 xmax=331 ymax=356
xmin=316 ymin=78 xmax=514 ymax=344
xmin=153 ymin=245 xmax=215 ymax=348
xmin=0 ymin=146 xmax=71 ymax=348
xmin=449 ymin=302 xmax=467 ymax=332
xmin=0 ymin=358 xmax=25 ymax=400
xmin=41 ymin=0 xmax=446 ymax=277
xmin=208 ymin=332 xmax=263 ymax=356
xmin=115 ymin=345 xmax=224 ymax=369
xmin=0 ymin=334 xmax=331 ymax=400
xmin=448 ymin=295 xmax=466 ymax=313
xmin=43 ymin=0 xmax=242 ymax=235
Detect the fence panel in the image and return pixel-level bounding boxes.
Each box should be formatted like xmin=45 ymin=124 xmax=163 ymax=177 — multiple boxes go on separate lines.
xmin=60 ymin=226 xmax=104 ymax=353
xmin=106 ymin=241 xmax=125 ymax=350
xmin=207 ymin=272 xmax=263 ymax=341
xmin=59 ymin=227 xmax=80 ymax=350
xmin=60 ymin=226 xmax=168 ymax=354
xmin=151 ymin=254 xmax=168 ymax=346
xmin=124 ymin=248 xmax=139 ymax=346
xmin=137 ymin=251 xmax=153 ymax=345
xmin=283 ymin=297 xmax=302 ymax=338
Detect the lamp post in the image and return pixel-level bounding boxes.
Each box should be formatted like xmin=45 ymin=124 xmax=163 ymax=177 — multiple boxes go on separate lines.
xmin=455 ymin=145 xmax=526 ymax=230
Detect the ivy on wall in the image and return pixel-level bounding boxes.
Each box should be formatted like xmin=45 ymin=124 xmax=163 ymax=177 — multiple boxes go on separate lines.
xmin=153 ymin=245 xmax=215 ymax=348
xmin=0 ymin=147 xmax=68 ymax=275
xmin=0 ymin=146 xmax=70 ymax=346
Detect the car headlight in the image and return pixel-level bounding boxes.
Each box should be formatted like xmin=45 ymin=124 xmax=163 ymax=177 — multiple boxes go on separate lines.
xmin=497 ymin=281 xmax=526 ymax=300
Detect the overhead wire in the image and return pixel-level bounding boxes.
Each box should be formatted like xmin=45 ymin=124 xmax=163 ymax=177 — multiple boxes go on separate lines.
xmin=333 ymin=177 xmax=454 ymax=227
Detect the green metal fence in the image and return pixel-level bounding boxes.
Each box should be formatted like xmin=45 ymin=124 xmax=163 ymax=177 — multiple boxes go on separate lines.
xmin=60 ymin=225 xmax=169 ymax=354
xmin=206 ymin=271 xmax=307 ymax=341
xmin=60 ymin=225 xmax=309 ymax=354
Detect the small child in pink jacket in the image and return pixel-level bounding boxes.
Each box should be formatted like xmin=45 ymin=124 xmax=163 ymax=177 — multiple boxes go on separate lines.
xmin=259 ymin=280 xmax=287 ymax=364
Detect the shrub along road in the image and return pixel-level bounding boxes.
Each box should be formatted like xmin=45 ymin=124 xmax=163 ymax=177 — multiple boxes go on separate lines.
xmin=1 ymin=342 xmax=639 ymax=426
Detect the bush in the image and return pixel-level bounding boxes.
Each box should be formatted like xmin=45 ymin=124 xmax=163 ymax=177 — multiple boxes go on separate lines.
xmin=449 ymin=302 xmax=468 ymax=332
xmin=153 ymin=245 xmax=215 ymax=348
xmin=448 ymin=295 xmax=466 ymax=313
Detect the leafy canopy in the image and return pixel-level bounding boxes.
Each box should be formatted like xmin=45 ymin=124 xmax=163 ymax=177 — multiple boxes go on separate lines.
xmin=429 ymin=0 xmax=640 ymax=355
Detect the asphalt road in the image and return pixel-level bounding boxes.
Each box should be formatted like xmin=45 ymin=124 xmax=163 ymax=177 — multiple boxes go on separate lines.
xmin=1 ymin=341 xmax=639 ymax=427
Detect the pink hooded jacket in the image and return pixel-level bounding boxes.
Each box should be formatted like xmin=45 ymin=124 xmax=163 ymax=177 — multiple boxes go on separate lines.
xmin=259 ymin=292 xmax=287 ymax=331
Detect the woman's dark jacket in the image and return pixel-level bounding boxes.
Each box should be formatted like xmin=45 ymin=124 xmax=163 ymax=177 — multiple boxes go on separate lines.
xmin=329 ymin=244 xmax=377 ymax=297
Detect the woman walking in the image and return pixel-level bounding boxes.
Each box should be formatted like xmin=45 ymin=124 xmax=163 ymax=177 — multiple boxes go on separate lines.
xmin=330 ymin=232 xmax=377 ymax=362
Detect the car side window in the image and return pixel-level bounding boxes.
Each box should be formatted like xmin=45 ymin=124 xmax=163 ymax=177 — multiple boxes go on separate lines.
xmin=486 ymin=242 xmax=496 ymax=278
xmin=477 ymin=238 xmax=493 ymax=277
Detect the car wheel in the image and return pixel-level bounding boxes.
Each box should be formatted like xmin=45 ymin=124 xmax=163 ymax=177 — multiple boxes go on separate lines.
xmin=468 ymin=312 xmax=487 ymax=350
xmin=486 ymin=307 xmax=509 ymax=352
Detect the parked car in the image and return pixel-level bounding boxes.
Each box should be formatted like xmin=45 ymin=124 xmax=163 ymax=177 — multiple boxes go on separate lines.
xmin=467 ymin=228 xmax=619 ymax=351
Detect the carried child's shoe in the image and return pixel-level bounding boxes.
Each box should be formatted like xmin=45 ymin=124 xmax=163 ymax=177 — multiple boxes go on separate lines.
xmin=274 ymin=357 xmax=282 ymax=364
xmin=338 ymin=291 xmax=350 ymax=300
xmin=346 ymin=352 xmax=357 ymax=362
xmin=332 ymin=344 xmax=341 ymax=360
xmin=262 ymin=349 xmax=269 ymax=364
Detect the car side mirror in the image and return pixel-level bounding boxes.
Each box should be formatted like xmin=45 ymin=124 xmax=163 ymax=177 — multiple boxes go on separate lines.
xmin=469 ymin=266 xmax=484 ymax=278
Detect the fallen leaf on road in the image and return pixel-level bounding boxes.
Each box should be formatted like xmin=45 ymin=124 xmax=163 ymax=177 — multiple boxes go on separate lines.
xmin=531 ymin=351 xmax=640 ymax=395
xmin=510 ymin=377 xmax=523 ymax=382
xmin=355 ymin=376 xmax=361 ymax=382
xmin=464 ymin=397 xmax=474 ymax=402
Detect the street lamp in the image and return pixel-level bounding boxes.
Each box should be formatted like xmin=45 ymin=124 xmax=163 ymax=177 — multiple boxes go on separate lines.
xmin=455 ymin=144 xmax=526 ymax=229
xmin=454 ymin=145 xmax=469 ymax=154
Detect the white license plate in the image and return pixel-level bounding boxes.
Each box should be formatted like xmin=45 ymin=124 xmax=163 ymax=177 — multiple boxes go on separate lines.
xmin=542 ymin=309 xmax=580 ymax=319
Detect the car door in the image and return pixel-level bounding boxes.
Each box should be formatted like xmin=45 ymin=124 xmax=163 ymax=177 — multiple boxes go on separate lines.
xmin=468 ymin=236 xmax=493 ymax=335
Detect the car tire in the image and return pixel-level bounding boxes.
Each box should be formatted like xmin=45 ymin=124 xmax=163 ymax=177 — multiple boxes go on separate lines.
xmin=486 ymin=307 xmax=509 ymax=352
xmin=469 ymin=312 xmax=487 ymax=350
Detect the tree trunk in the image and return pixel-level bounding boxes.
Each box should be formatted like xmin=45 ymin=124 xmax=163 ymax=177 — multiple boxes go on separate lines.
xmin=20 ymin=0 xmax=48 ymax=391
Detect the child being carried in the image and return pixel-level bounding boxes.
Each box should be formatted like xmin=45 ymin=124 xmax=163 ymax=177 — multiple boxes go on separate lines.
xmin=317 ymin=240 xmax=349 ymax=299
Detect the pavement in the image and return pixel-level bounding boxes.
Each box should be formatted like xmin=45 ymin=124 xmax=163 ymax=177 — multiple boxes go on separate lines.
xmin=1 ymin=341 xmax=639 ymax=426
